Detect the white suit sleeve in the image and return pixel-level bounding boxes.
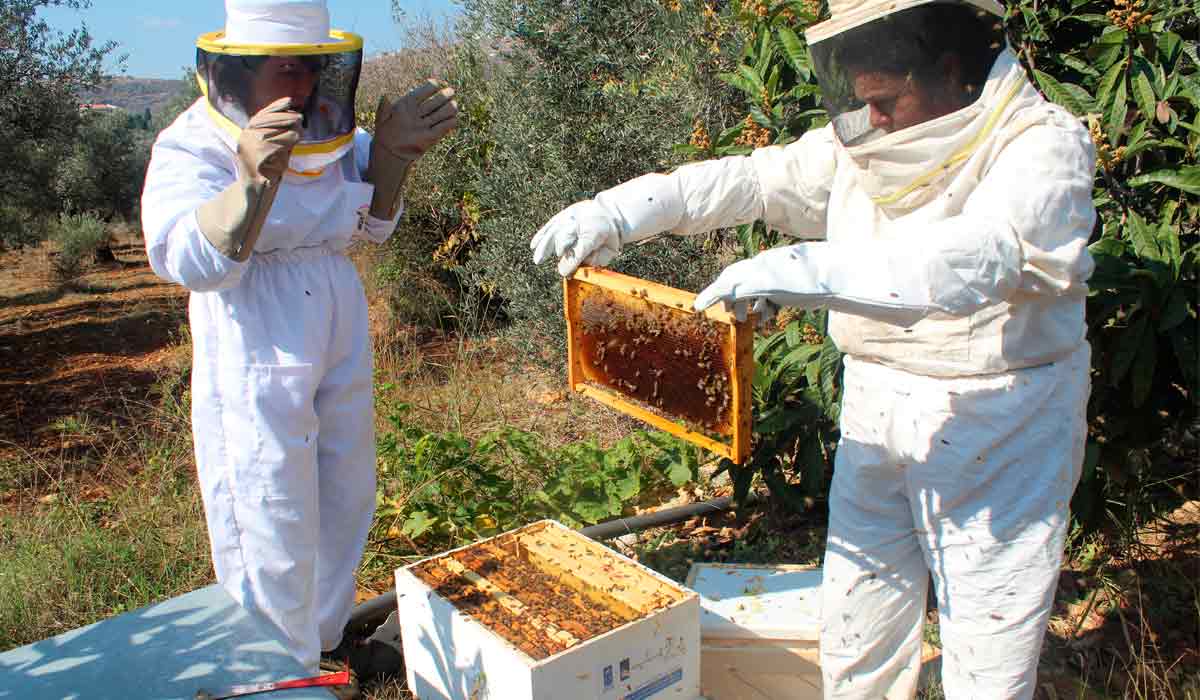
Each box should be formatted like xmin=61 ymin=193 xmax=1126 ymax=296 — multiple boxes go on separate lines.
xmin=351 ymin=127 xmax=403 ymax=244
xmin=140 ymin=133 xmax=250 ymax=293
xmin=696 ymin=113 xmax=1096 ymax=326
xmin=591 ymin=126 xmax=838 ymax=242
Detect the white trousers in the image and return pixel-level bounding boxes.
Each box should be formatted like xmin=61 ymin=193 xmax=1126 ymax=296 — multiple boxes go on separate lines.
xmin=189 ymin=247 xmax=376 ymax=672
xmin=819 ymin=347 xmax=1090 ymax=700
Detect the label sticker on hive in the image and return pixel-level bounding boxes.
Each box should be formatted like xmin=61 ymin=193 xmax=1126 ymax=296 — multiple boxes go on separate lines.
xmin=564 ymin=266 xmax=754 ymax=464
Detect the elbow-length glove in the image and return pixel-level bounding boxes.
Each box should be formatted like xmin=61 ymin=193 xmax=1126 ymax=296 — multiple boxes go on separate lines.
xmin=195 ymin=97 xmax=301 ymax=261
xmin=530 ymin=174 xmax=687 ymax=277
xmin=693 ymin=229 xmax=1024 ymax=327
xmin=366 ymin=81 xmax=459 ymax=220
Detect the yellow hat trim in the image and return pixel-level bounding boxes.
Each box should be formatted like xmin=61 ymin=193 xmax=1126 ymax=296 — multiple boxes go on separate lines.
xmin=196 ymin=29 xmax=363 ymax=56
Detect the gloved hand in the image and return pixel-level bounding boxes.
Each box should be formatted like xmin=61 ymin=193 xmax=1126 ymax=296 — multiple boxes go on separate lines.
xmin=530 ymin=200 xmax=624 ymax=277
xmin=530 ymin=173 xmax=685 ymax=277
xmin=722 ymin=297 xmax=780 ymax=328
xmin=694 ymin=245 xmax=825 ymax=316
xmin=367 ymin=80 xmax=459 ymax=220
xmin=196 ymin=97 xmax=302 ymax=261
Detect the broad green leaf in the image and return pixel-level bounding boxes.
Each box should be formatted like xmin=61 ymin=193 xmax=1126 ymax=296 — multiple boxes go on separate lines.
xmin=717 ymin=70 xmax=760 ymax=97
xmin=782 ymin=344 xmax=822 ymax=367
xmin=797 ymin=435 xmax=826 ymax=498
xmin=1128 ymin=166 xmax=1200 ymax=195
xmin=1157 ymin=32 xmax=1183 ymax=69
xmin=401 ymin=511 xmax=437 ymax=539
xmin=817 ymin=338 xmax=843 ymax=419
xmin=1110 ymin=312 xmax=1147 ymax=385
xmin=1157 ymin=200 xmax=1182 ymax=276
xmin=1125 ymin=211 xmax=1164 ymax=265
xmin=672 ymin=143 xmax=705 ymax=157
xmin=715 ymin=122 xmax=747 ymax=148
xmin=754 ymin=30 xmax=777 ymax=78
xmin=739 ymin=64 xmax=767 ymax=93
xmin=1129 ymin=328 xmax=1157 ymax=408
xmin=666 ymin=458 xmax=693 ymax=488
xmin=1130 ymin=58 xmax=1159 ymax=121
xmin=776 ymin=25 xmax=811 ymax=81
xmin=1158 ymin=288 xmax=1191 ymax=332
xmin=1034 ymin=70 xmax=1095 ymax=116
xmin=612 ymin=468 xmax=640 ymax=501
xmin=1104 ymin=80 xmax=1128 ymax=147
xmin=1182 ymin=39 xmax=1200 ymax=69
xmin=1057 ymin=54 xmax=1099 ymax=78
xmin=1090 ymin=41 xmax=1125 ymax=72
xmin=1095 ymin=61 xmax=1125 ymax=109
xmin=785 ymin=321 xmax=801 ymax=348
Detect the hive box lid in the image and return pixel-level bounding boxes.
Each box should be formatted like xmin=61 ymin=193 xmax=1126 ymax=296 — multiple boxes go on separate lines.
xmin=685 ymin=563 xmax=822 ymax=641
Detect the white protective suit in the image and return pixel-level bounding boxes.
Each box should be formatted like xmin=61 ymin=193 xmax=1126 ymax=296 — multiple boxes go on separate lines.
xmin=142 ymin=98 xmax=400 ymax=672
xmin=533 ymin=44 xmax=1097 ymax=698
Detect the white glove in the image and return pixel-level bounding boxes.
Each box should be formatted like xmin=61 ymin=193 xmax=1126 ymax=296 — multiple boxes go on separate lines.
xmin=723 ymin=297 xmax=779 ymax=328
xmin=530 ymin=173 xmax=685 ymax=277
xmin=530 ymin=199 xmax=624 ymax=277
xmin=695 ymin=245 xmax=823 ymax=316
xmin=694 ymin=234 xmax=1020 ymax=327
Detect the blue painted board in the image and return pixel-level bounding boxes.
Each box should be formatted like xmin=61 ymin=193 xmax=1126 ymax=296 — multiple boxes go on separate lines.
xmin=0 ymin=584 xmax=335 ymax=699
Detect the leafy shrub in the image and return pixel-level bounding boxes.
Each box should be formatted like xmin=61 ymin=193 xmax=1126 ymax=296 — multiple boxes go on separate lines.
xmin=1005 ymin=0 xmax=1198 ymax=529
xmin=462 ymin=0 xmax=733 ymax=352
xmin=356 ymin=20 xmax=496 ymax=330
xmin=373 ymin=402 xmax=700 ymax=549
xmin=49 ymin=212 xmax=108 ymax=278
xmin=0 ymin=205 xmax=46 ymax=250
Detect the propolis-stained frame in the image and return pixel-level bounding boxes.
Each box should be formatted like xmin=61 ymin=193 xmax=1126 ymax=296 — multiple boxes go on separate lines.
xmin=563 ymin=266 xmax=754 ymax=465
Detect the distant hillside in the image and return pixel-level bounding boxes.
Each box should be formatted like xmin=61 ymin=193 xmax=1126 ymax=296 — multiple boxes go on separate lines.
xmin=80 ymin=77 xmax=191 ymax=116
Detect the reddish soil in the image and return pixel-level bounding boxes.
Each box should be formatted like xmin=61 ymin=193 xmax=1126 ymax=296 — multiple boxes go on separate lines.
xmin=0 ymin=239 xmax=188 ymax=464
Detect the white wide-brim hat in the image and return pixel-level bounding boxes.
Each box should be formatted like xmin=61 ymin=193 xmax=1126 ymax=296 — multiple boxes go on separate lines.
xmin=198 ymin=0 xmax=361 ymax=54
xmin=806 ymin=0 xmax=1006 ymax=44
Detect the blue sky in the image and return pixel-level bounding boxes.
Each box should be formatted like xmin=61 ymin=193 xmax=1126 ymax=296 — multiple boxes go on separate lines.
xmin=41 ymin=1 xmax=462 ymax=80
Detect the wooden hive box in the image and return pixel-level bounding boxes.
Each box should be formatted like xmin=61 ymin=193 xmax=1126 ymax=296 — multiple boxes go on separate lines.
xmin=564 ymin=266 xmax=755 ymax=464
xmin=396 ymin=520 xmax=702 ymax=700
xmin=685 ymin=563 xmax=824 ymax=700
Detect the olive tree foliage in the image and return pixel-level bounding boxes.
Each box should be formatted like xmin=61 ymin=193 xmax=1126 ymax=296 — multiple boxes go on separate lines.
xmin=454 ymin=0 xmax=735 ymax=352
xmin=0 ymin=0 xmax=120 ymax=247
xmin=53 ymin=109 xmax=152 ymax=222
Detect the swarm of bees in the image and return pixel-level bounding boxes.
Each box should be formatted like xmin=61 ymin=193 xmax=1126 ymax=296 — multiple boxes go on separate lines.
xmin=578 ymin=288 xmax=733 ymax=431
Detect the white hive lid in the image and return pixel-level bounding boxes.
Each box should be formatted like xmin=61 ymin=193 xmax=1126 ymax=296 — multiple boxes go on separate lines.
xmin=685 ymin=563 xmax=822 ymax=641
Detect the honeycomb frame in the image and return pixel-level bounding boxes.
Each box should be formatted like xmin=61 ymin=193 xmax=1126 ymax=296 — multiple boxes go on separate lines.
xmin=564 ymin=266 xmax=754 ymax=464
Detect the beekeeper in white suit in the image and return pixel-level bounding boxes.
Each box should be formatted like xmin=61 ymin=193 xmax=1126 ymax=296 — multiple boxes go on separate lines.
xmin=532 ymin=1 xmax=1096 ymax=697
xmin=141 ymin=0 xmax=457 ymax=677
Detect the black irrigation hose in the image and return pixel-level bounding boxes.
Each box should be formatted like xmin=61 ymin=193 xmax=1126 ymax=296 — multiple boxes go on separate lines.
xmin=345 ymin=494 xmax=747 ymax=634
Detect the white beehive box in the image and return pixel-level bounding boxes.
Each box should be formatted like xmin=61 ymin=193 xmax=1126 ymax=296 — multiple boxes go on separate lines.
xmin=396 ymin=520 xmax=701 ymax=700
xmin=685 ymin=563 xmax=824 ymax=700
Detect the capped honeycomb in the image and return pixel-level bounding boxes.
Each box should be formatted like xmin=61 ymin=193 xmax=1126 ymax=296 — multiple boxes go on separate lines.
xmin=564 ymin=267 xmax=753 ymax=464
xmin=408 ymin=521 xmax=687 ymax=660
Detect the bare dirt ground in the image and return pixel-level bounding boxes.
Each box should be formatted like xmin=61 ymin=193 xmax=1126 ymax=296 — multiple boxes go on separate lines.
xmin=0 ymin=235 xmax=189 ymax=483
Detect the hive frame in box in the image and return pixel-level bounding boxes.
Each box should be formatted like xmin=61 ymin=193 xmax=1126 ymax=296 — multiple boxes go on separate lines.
xmin=395 ymin=520 xmax=702 ymax=700
xmin=564 ymin=266 xmax=754 ymax=464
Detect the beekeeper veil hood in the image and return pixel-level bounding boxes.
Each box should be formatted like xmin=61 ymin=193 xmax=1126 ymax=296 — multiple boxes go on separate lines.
xmin=807 ymin=0 xmax=1033 ymax=214
xmin=196 ymin=0 xmax=363 ymax=175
